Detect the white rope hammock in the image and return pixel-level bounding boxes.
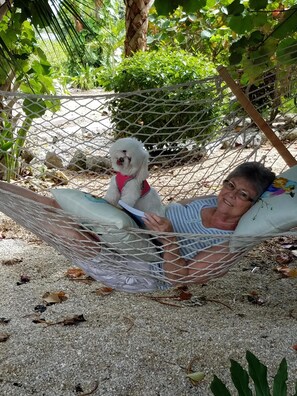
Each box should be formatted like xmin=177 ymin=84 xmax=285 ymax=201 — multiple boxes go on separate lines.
xmin=1 ymin=64 xmax=297 ymax=292
xmin=0 ymin=185 xmax=247 ymax=292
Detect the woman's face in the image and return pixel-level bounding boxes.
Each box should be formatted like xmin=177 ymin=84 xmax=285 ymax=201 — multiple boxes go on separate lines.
xmin=217 ymin=176 xmax=258 ymax=218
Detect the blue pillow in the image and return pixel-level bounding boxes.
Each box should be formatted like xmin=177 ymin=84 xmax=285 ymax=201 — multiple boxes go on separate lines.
xmin=51 ymin=189 xmax=159 ymax=261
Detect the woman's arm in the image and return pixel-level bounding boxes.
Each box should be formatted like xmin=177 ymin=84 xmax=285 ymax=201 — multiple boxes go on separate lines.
xmin=143 ymin=213 xmax=239 ymax=285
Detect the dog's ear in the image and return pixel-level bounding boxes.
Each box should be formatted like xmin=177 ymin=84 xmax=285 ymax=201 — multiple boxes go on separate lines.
xmin=135 ymin=155 xmax=149 ymax=182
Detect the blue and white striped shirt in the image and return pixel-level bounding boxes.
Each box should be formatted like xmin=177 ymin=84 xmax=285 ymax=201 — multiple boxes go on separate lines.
xmin=165 ymin=197 xmax=233 ymax=259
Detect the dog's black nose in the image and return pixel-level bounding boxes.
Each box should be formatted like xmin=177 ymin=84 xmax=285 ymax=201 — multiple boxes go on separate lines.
xmin=122 ymin=150 xmax=127 ymax=154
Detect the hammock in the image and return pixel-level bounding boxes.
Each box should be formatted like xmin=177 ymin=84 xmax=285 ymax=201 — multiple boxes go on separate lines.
xmin=1 ymin=65 xmax=297 ymax=292
xmin=0 ymin=183 xmax=247 ymax=292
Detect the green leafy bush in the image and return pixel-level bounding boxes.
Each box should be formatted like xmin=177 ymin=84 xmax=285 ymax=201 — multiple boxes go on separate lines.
xmin=210 ymin=350 xmax=297 ymax=396
xmin=0 ymin=12 xmax=60 ymax=181
xmin=100 ymin=49 xmax=218 ymax=151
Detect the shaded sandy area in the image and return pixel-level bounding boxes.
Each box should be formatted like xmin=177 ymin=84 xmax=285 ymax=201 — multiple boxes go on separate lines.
xmin=0 ymin=213 xmax=296 ymax=396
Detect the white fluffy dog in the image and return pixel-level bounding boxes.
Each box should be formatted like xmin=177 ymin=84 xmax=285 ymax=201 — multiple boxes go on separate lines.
xmin=104 ymin=137 xmax=164 ymax=215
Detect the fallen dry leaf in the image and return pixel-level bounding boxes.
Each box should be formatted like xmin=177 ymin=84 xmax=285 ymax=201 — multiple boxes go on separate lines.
xmin=275 ymin=252 xmax=294 ymax=265
xmin=65 ymin=268 xmax=86 ymax=278
xmin=33 ymin=314 xmax=86 ymax=326
xmin=17 ymin=274 xmax=30 ymax=285
xmin=62 ymin=314 xmax=86 ymax=326
xmin=42 ymin=291 xmax=68 ymax=305
xmin=0 ymin=317 xmax=10 ymax=324
xmin=0 ymin=332 xmax=10 ymax=342
xmin=244 ymin=290 xmax=266 ymax=305
xmin=32 ymin=318 xmax=47 ymax=324
xmin=274 ymin=266 xmax=297 ymax=278
xmin=75 ymin=380 xmax=99 ymax=395
xmin=187 ymin=356 xmax=205 ymax=386
xmin=1 ymin=258 xmax=23 ymax=266
xmin=34 ymin=305 xmax=47 ymax=313
xmin=94 ymin=286 xmax=114 ymax=296
xmin=186 ymin=372 xmax=205 ymax=383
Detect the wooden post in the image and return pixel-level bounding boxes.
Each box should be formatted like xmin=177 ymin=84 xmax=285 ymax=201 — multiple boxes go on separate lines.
xmin=217 ymin=66 xmax=297 ymax=168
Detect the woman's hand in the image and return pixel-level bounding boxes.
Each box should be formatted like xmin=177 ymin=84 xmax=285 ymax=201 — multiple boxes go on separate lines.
xmin=143 ymin=213 xmax=174 ymax=234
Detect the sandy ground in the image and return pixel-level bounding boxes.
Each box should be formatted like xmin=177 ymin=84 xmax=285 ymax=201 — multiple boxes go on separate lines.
xmin=0 ymin=212 xmax=296 ymax=396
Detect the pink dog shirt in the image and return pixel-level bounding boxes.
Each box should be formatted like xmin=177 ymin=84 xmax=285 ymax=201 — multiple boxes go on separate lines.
xmin=116 ymin=173 xmax=150 ymax=197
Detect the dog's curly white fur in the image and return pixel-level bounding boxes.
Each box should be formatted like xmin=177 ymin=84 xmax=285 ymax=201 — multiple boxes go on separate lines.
xmin=104 ymin=137 xmax=164 ymax=215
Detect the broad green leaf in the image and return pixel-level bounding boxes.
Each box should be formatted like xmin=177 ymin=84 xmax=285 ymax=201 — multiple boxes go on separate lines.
xmin=271 ymin=6 xmax=297 ymax=39
xmin=230 ymin=36 xmax=249 ymax=51
xmin=251 ymin=12 xmax=268 ymax=28
xmin=226 ymin=0 xmax=244 ymax=16
xmin=229 ymin=15 xmax=254 ymax=34
xmin=210 ymin=375 xmax=232 ymax=396
xmin=230 ymin=359 xmax=253 ymax=396
xmin=276 ymin=38 xmax=297 ymax=65
xmin=154 ymin=0 xmax=181 ymax=15
xmin=23 ymin=98 xmax=46 ymax=118
xmin=246 ymin=351 xmax=271 ymax=396
xmin=272 ymin=358 xmax=287 ymax=396
xmin=229 ymin=51 xmax=243 ymax=65
xmin=206 ymin=0 xmax=216 ymax=7
xmin=249 ymin=30 xmax=264 ymax=44
xmin=154 ymin=0 xmax=206 ymax=15
xmin=0 ymin=142 xmax=14 ymax=152
xmin=183 ymin=0 xmax=207 ymax=12
xmin=249 ymin=0 xmax=268 ymax=11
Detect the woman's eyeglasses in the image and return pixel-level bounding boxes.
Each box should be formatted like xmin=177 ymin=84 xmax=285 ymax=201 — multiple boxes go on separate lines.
xmin=222 ymin=179 xmax=255 ymax=202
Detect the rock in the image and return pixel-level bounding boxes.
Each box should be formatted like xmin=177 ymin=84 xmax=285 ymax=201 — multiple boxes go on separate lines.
xmin=45 ymin=170 xmax=69 ymax=185
xmin=235 ymin=128 xmax=263 ymax=147
xmin=45 ymin=152 xmax=64 ymax=169
xmin=284 ymin=128 xmax=297 ymax=142
xmin=21 ymin=148 xmax=34 ymax=164
xmin=86 ymin=156 xmax=110 ymax=173
xmin=67 ymin=150 xmax=87 ymax=171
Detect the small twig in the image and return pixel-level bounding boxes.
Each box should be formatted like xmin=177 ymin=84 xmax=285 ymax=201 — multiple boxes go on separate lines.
xmin=123 ymin=316 xmax=135 ymax=333
xmin=147 ymin=297 xmax=182 ymax=308
xmin=187 ymin=356 xmax=201 ymax=386
xmin=204 ymin=298 xmax=232 ymax=310
xmin=187 ymin=356 xmax=200 ymax=374
xmin=79 ymin=381 xmax=99 ymax=396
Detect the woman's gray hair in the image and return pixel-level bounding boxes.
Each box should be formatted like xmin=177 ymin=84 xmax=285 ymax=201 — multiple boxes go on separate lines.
xmin=226 ymin=162 xmax=275 ymax=199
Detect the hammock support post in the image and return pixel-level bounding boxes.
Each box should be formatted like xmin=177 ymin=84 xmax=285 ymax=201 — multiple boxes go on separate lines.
xmin=217 ymin=66 xmax=297 ymax=168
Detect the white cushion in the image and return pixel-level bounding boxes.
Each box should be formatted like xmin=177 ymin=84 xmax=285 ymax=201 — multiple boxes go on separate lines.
xmin=51 ymin=189 xmax=159 ymax=261
xmin=230 ymin=165 xmax=297 ymax=251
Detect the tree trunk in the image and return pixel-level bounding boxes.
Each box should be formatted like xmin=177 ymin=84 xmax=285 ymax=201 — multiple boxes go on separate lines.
xmin=124 ymin=0 xmax=154 ymax=57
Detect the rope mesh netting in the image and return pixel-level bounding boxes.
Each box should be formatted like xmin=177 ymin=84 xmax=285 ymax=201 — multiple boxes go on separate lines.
xmin=1 ymin=64 xmax=297 ymax=291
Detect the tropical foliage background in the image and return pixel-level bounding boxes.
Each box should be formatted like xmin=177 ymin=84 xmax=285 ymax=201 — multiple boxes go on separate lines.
xmin=0 ymin=0 xmax=297 ymax=178
xmin=1 ymin=0 xmax=296 ymax=92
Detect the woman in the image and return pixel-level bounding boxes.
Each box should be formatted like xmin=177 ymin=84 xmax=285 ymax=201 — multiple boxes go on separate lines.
xmin=143 ymin=162 xmax=275 ymax=285
xmin=0 ymin=162 xmax=275 ymax=290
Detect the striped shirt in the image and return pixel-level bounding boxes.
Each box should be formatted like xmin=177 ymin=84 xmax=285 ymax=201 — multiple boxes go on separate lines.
xmin=165 ymin=197 xmax=233 ymax=259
